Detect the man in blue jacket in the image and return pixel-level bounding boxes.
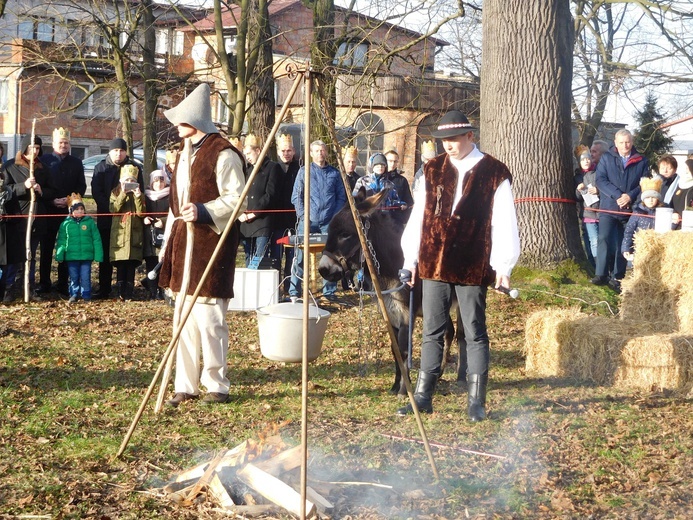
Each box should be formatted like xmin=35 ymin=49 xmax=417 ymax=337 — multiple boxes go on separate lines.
xmin=289 ymin=140 xmax=346 ymax=300
xmin=592 ymin=129 xmax=649 ymax=291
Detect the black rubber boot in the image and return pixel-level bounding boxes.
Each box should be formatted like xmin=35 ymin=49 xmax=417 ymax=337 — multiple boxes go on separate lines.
xmin=116 ymin=282 xmax=124 ymax=300
xmin=396 ymin=371 xmax=438 ymax=416
xmin=467 ymin=373 xmax=488 ymax=422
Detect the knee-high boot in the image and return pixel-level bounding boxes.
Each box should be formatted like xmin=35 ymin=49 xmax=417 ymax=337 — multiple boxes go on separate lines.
xmin=467 ymin=373 xmax=488 ymax=422
xmin=396 ymin=371 xmax=438 ymax=415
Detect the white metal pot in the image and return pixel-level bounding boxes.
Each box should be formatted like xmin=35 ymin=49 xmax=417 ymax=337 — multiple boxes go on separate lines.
xmin=256 ymin=302 xmax=330 ymax=363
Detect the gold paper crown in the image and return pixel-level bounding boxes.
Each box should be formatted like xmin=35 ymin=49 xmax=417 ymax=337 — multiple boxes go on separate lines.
xmin=67 ymin=192 xmax=83 ymax=209
xmin=276 ymin=133 xmax=293 ymax=148
xmin=574 ymin=144 xmax=589 ymax=159
xmin=244 ymin=134 xmax=261 ymax=148
xmin=640 ymin=176 xmax=662 ymax=193
xmin=421 ymin=140 xmax=436 ymax=158
xmin=53 ymin=127 xmax=70 ymax=141
xmin=120 ymin=164 xmax=139 ymax=181
xmin=343 ymin=145 xmax=358 ymax=159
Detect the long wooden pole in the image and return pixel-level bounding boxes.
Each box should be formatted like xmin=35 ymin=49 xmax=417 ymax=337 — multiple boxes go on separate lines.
xmin=316 ymin=77 xmax=439 ymax=480
xmin=299 ymin=67 xmax=312 ymax=520
xmin=24 ymin=119 xmax=37 ymax=303
xmin=115 ymin=70 xmax=305 ymax=460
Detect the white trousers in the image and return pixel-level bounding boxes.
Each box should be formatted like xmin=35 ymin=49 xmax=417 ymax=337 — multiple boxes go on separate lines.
xmin=174 ymin=298 xmax=231 ymax=395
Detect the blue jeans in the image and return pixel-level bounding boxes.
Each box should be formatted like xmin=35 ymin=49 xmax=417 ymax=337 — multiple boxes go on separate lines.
xmin=67 ymin=261 xmax=92 ymax=300
xmin=583 ymin=221 xmax=598 ymax=269
xmin=289 ymin=221 xmax=336 ymax=297
xmin=242 ymin=235 xmax=270 ymax=268
xmin=595 ymin=214 xmax=627 ymax=280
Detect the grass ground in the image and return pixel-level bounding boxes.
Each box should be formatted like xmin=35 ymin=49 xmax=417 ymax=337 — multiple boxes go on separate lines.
xmin=0 ymin=261 xmax=691 ymax=519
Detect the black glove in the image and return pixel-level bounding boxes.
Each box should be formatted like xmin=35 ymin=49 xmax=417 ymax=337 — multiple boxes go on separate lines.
xmin=398 ymin=269 xmax=412 ymax=284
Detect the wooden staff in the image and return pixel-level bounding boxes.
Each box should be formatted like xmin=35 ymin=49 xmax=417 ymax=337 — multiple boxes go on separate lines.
xmin=316 ymin=77 xmax=439 ymax=481
xmin=24 ymin=119 xmax=37 ymax=303
xmin=115 ymin=70 xmax=305 ymax=459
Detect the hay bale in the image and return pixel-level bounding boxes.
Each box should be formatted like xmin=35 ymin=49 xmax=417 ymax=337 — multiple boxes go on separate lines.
xmin=524 ymin=307 xmax=584 ymax=377
xmin=525 ymin=306 xmax=693 ymax=391
xmin=524 ymin=308 xmax=650 ymax=385
xmin=614 ymin=334 xmax=693 ymax=392
xmin=621 ymin=231 xmax=693 ymax=333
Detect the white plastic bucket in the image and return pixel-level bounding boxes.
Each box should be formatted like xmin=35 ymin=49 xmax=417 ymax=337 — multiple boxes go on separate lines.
xmin=681 ymin=210 xmax=693 ymax=232
xmin=256 ymin=302 xmax=330 ymax=363
xmin=654 ymin=207 xmax=673 ymax=233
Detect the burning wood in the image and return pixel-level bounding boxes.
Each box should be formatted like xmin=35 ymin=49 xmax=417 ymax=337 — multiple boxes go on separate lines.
xmin=160 ymin=439 xmax=330 ymax=518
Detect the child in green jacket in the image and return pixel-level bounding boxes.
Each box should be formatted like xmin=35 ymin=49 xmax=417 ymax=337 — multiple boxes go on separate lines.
xmin=55 ymin=194 xmax=103 ymax=303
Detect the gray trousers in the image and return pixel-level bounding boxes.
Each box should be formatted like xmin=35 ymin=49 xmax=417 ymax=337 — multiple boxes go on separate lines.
xmin=421 ymin=279 xmax=489 ymax=377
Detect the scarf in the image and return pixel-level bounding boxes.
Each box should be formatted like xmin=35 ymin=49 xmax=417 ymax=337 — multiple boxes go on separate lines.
xmin=145 ymin=186 xmax=170 ymax=201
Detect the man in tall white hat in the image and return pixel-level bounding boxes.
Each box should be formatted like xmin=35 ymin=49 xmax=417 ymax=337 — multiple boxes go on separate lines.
xmin=397 ymin=110 xmax=520 ymax=422
xmin=159 ymin=83 xmax=247 ymax=407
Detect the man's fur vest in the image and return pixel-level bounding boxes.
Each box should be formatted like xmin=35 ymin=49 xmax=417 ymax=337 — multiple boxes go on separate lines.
xmin=418 ymin=153 xmax=512 ymax=286
xmin=159 ymin=134 xmax=243 ymax=299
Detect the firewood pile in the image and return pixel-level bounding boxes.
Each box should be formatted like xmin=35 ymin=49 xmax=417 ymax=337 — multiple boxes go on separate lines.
xmin=160 ymin=436 xmax=340 ymax=518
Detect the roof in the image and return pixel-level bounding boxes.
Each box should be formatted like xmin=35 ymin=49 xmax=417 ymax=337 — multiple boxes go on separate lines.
xmin=659 ymin=114 xmax=693 ymax=131
xmin=186 ymin=0 xmax=448 ymax=46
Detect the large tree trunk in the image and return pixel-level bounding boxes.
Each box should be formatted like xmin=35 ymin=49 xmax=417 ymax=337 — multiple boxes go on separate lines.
xmin=480 ymin=0 xmax=583 ymax=267
xmin=246 ymin=0 xmax=275 ymax=143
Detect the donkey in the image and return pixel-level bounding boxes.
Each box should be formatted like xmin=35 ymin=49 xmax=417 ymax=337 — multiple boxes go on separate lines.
xmin=318 ymin=190 xmax=465 ymax=395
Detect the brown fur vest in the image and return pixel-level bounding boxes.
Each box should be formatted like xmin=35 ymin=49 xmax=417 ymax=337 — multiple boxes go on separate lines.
xmin=417 ymin=153 xmax=512 ymax=286
xmin=159 ymin=134 xmax=243 ymax=299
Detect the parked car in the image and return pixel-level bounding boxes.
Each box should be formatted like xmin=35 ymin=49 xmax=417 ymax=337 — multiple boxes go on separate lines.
xmin=82 ymin=152 xmax=165 ymax=197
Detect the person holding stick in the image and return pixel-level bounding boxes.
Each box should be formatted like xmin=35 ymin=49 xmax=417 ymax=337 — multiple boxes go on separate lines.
xmin=396 ymin=110 xmax=520 ymax=422
xmin=0 ymin=135 xmax=46 ymax=303
xmin=159 ymin=83 xmax=247 ymax=408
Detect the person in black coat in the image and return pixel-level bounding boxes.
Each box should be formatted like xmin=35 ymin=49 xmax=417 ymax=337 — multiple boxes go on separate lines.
xmin=90 ymin=138 xmax=144 ymax=298
xmin=240 ymin=134 xmax=280 ymax=268
xmin=385 ymin=149 xmax=414 ymax=225
xmin=271 ymin=133 xmax=300 ymax=292
xmin=0 ymin=135 xmax=47 ymax=301
xmin=35 ymin=128 xmax=86 ymax=296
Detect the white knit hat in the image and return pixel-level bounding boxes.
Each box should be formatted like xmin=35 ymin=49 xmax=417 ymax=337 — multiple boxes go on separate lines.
xmin=164 ymin=83 xmax=219 ymax=135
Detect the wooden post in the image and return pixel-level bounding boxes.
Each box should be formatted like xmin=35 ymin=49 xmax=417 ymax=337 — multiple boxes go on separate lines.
xmin=24 ymin=119 xmax=37 ymax=303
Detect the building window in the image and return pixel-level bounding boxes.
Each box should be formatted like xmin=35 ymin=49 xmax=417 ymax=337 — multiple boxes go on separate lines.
xmin=72 ymin=84 xmax=120 ymax=120
xmin=334 ymin=41 xmax=369 ymax=68
xmin=172 ymin=31 xmax=184 ymax=56
xmin=0 ymin=79 xmax=9 ymax=113
xmin=17 ymin=17 xmax=56 ymax=42
xmin=155 ymin=29 xmax=169 ymax=55
xmin=353 ymin=112 xmax=384 ymax=175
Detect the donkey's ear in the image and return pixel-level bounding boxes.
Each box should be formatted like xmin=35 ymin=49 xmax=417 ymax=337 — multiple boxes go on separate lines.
xmin=356 ymin=189 xmax=389 ymax=216
xmin=354 ymin=186 xmax=367 ymax=203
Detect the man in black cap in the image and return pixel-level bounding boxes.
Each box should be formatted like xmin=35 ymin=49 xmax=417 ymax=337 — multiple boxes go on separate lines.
xmin=36 ymin=128 xmax=86 ymax=296
xmin=91 ymin=138 xmax=144 ymax=299
xmin=396 ymin=110 xmax=520 ymax=422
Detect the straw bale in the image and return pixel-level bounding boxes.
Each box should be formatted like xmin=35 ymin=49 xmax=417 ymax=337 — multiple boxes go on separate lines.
xmin=614 ymin=334 xmax=693 ymax=392
xmin=621 ymin=231 xmax=693 ymax=333
xmin=525 ymin=308 xmax=644 ymax=384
